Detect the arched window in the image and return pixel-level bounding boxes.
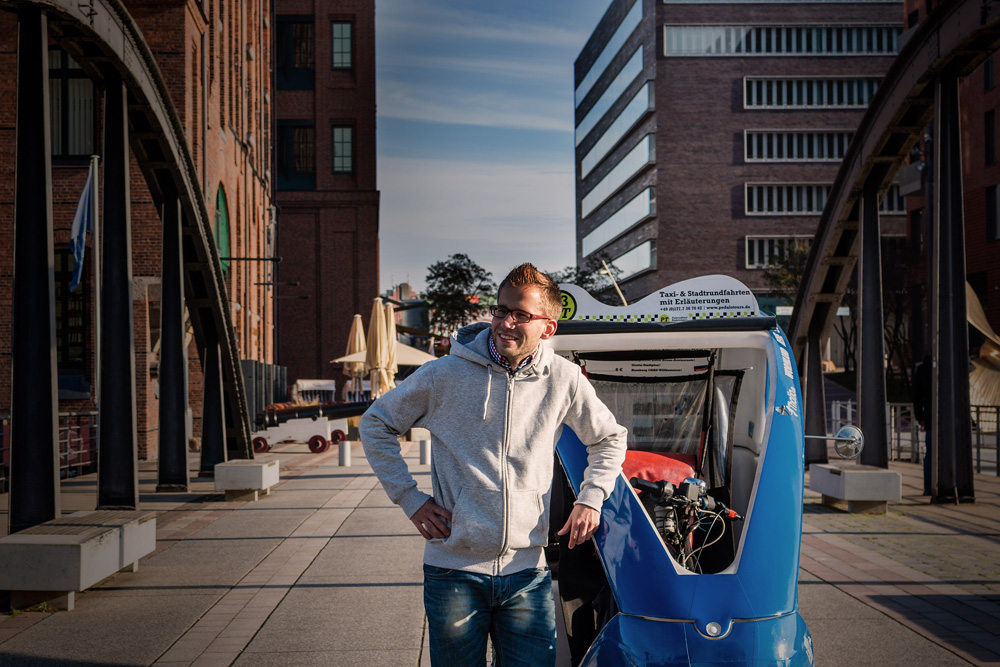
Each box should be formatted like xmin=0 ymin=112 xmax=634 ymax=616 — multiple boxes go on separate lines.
xmin=215 ymin=186 xmax=230 ymax=274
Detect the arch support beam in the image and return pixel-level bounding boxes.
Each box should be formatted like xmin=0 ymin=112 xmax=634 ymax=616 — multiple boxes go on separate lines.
xmin=803 ymin=326 xmax=828 ymax=466
xmin=930 ymin=74 xmax=974 ymax=502
xmin=97 ymin=72 xmax=138 ymax=509
xmin=9 ymin=6 xmax=59 ymax=534
xmin=857 ymin=178 xmax=888 ymax=468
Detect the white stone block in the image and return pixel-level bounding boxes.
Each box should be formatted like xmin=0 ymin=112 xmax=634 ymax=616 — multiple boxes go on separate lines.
xmin=810 ymin=463 xmax=901 ymax=513
xmin=214 ymin=459 xmax=280 ymax=493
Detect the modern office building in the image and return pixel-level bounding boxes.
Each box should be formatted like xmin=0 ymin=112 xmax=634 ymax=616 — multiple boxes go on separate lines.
xmin=575 ymin=0 xmax=904 ymax=309
xmin=0 ymin=1 xmax=275 ymax=460
xmin=273 ymin=0 xmax=380 ymax=389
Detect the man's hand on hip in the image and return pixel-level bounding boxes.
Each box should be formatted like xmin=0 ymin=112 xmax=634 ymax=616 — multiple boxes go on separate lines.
xmin=557 ymin=504 xmax=600 ymax=549
xmin=411 ymin=498 xmax=452 ymax=540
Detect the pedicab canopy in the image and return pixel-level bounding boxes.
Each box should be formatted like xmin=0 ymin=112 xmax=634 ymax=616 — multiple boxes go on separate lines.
xmin=557 ymin=275 xmax=761 ymax=323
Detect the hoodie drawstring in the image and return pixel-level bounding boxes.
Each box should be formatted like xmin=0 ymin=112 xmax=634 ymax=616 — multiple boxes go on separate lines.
xmin=483 ymin=366 xmax=492 ymax=420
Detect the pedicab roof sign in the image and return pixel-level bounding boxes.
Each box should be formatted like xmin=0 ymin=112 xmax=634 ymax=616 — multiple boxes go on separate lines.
xmin=558 ymin=275 xmax=761 ymax=324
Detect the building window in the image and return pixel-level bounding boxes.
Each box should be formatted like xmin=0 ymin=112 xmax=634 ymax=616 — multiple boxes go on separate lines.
xmin=331 ymin=21 xmax=353 ymax=70
xmin=745 ymin=183 xmax=830 ymax=215
xmin=575 ymin=48 xmax=643 ymax=147
xmin=276 ymin=16 xmax=314 ymax=90
xmin=610 ymin=240 xmax=655 ymax=280
xmin=55 ymin=249 xmax=87 ymax=374
xmin=332 ymin=125 xmax=354 ymax=173
xmin=879 ymin=185 xmax=906 ymax=215
xmin=988 ymin=184 xmax=1000 ymax=242
xmin=582 ymin=187 xmax=655 ymax=257
xmin=581 ymin=135 xmax=653 ymax=219
xmin=745 ymin=236 xmax=812 ymax=269
xmin=215 ymin=186 xmax=231 ymax=273
xmin=987 ymin=110 xmax=996 ymax=166
xmin=581 ymin=83 xmax=653 ymax=178
xmin=985 ymin=57 xmax=995 ymax=91
xmin=576 ymin=0 xmax=643 ymax=108
xmin=49 ymin=48 xmax=95 ymax=159
xmin=664 ymin=25 xmax=901 ymax=57
xmin=277 ymin=121 xmax=316 ymax=190
xmin=744 ymin=77 xmax=880 ymax=109
xmin=745 ymin=130 xmax=854 ymax=162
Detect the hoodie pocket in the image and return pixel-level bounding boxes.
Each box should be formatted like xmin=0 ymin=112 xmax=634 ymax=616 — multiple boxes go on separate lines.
xmin=506 ymin=489 xmax=547 ymax=551
xmin=447 ymin=487 xmax=504 ymax=554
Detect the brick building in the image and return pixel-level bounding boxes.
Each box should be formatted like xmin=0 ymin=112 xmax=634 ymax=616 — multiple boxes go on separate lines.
xmin=575 ymin=0 xmax=904 ymax=310
xmin=902 ymin=0 xmax=1000 ymax=360
xmin=273 ymin=0 xmax=380 ymax=390
xmin=0 ymin=0 xmax=274 ymax=459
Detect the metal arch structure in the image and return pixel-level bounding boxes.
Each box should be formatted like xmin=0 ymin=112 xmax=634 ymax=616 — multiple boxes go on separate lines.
xmin=788 ymin=0 xmax=1000 ymax=494
xmin=3 ymin=0 xmax=252 ymax=458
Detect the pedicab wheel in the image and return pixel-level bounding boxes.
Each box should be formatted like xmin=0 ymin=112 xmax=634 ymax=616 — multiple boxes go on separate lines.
xmin=308 ymin=435 xmax=329 ymax=453
xmin=252 ymin=437 xmax=270 ymax=454
xmin=331 ymin=429 xmax=347 ymax=445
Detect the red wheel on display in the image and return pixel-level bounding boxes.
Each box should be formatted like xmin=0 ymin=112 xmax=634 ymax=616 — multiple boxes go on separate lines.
xmin=308 ymin=435 xmax=329 ymax=453
xmin=331 ymin=430 xmax=347 ymax=445
xmin=252 ymin=437 xmax=269 ymax=454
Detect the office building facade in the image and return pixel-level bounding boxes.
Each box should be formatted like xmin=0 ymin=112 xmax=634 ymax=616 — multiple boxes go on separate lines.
xmin=575 ymin=0 xmax=904 ymax=308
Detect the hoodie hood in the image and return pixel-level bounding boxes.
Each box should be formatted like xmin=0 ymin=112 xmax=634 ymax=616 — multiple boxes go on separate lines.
xmin=450 ymin=322 xmax=552 ymax=377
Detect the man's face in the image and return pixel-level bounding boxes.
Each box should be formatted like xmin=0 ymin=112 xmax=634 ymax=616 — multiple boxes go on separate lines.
xmin=491 ymin=285 xmax=558 ymax=367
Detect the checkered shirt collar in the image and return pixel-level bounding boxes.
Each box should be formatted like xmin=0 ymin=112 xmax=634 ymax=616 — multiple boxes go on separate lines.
xmin=488 ymin=332 xmax=536 ymax=375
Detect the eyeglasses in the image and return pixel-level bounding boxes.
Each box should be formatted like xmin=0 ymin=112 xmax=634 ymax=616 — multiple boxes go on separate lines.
xmin=489 ymin=305 xmax=551 ymax=324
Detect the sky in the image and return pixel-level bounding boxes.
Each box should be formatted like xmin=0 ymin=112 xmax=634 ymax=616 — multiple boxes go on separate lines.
xmin=375 ymin=0 xmax=612 ymax=294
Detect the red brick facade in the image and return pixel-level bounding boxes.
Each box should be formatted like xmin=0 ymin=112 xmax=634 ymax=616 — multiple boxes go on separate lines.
xmin=274 ymin=0 xmax=380 ymax=388
xmin=0 ymin=0 xmax=274 ymax=459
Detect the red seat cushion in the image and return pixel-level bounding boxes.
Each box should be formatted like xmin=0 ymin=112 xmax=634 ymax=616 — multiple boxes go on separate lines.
xmin=623 ymin=450 xmax=697 ymax=488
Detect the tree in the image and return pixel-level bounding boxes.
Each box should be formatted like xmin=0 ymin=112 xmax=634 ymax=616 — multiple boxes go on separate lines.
xmin=425 ymin=254 xmax=496 ymax=335
xmin=760 ymin=240 xmax=811 ymax=304
xmin=549 ymin=254 xmax=626 ymax=306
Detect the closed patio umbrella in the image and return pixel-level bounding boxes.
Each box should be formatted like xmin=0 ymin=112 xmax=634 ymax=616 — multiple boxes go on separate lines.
xmin=365 ymin=297 xmax=392 ymax=399
xmin=384 ymin=302 xmax=398 ymax=391
xmin=343 ymin=313 xmax=366 ymax=401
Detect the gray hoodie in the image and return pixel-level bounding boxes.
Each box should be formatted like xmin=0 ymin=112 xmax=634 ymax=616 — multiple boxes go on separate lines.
xmin=360 ymin=323 xmax=627 ymax=576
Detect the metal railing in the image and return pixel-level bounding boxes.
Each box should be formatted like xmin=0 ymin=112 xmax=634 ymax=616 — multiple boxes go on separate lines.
xmin=829 ymin=401 xmax=998 ymax=475
xmin=0 ymin=411 xmax=100 ymax=493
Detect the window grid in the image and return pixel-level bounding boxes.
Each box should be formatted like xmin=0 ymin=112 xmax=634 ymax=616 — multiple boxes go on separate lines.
xmin=48 ymin=48 xmax=94 ymax=158
xmin=745 ymin=130 xmax=854 ymax=162
xmin=576 ymin=47 xmax=643 ymax=146
xmin=331 ymin=21 xmax=353 ymax=70
xmin=332 ymin=125 xmax=354 ymax=173
xmin=576 ymin=0 xmax=642 ymax=108
xmin=744 ymin=77 xmax=880 ymax=109
xmin=665 ymin=25 xmax=901 ymax=56
xmin=745 ymin=236 xmax=812 ymax=269
xmin=581 ymin=83 xmax=652 ymax=178
xmin=746 ymin=183 xmax=905 ymax=215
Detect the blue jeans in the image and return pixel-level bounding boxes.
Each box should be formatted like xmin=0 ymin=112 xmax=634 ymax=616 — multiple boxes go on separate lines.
xmin=423 ymin=564 xmax=556 ymax=667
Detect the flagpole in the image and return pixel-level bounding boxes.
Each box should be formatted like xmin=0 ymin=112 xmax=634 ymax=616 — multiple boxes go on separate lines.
xmin=91 ymin=154 xmax=101 ymax=410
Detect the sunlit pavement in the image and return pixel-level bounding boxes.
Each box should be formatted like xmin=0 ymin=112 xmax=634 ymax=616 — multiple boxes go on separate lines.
xmin=0 ymin=447 xmax=997 ymax=665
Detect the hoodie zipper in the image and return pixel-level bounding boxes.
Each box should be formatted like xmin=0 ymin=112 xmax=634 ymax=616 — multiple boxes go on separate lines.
xmin=495 ymin=373 xmax=516 ymax=575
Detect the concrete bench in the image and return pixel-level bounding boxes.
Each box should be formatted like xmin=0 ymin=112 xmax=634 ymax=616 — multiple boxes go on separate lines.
xmin=810 ymin=463 xmax=901 ymax=513
xmin=0 ymin=510 xmax=157 ymax=611
xmin=214 ymin=459 xmax=279 ymax=501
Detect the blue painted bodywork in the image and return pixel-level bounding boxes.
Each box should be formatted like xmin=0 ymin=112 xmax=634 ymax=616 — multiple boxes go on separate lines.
xmin=557 ymin=327 xmax=813 ymax=666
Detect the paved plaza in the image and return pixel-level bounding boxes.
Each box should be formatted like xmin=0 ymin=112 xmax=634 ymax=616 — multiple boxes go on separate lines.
xmin=0 ymin=442 xmax=998 ymax=666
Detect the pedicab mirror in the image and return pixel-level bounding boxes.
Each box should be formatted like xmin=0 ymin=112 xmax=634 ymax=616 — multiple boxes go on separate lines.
xmin=833 ymin=425 xmax=864 ymax=459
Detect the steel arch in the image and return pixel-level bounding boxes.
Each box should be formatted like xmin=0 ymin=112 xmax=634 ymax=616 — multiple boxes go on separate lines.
xmin=2 ymin=0 xmax=252 ymax=457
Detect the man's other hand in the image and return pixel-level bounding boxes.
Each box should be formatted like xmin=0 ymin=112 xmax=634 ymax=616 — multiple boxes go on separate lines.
xmin=557 ymin=504 xmax=600 ymax=549
xmin=411 ymin=498 xmax=452 ymax=540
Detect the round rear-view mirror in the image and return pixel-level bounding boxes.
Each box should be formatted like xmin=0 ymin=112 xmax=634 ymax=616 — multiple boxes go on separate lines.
xmin=834 ymin=425 xmax=864 ymax=459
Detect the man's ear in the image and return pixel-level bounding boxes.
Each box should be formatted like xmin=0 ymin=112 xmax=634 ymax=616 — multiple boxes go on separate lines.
xmin=541 ymin=319 xmax=558 ymax=340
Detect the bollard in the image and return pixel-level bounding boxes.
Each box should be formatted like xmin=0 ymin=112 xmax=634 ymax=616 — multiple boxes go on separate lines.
xmin=420 ymin=439 xmax=431 ymax=466
xmin=339 ymin=440 xmax=351 ymax=467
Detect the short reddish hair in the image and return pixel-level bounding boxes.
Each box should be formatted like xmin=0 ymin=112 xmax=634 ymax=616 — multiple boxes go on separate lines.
xmin=498 ymin=263 xmax=561 ymax=318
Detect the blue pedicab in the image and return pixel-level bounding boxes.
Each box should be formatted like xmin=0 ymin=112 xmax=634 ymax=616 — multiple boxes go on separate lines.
xmin=546 ymin=276 xmax=861 ymax=667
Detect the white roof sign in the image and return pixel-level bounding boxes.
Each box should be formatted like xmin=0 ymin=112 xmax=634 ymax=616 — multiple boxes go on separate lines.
xmin=559 ymin=275 xmax=761 ymax=323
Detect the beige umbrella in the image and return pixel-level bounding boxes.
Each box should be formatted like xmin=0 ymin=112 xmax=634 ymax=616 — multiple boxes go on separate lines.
xmin=384 ymin=302 xmax=399 ymax=391
xmin=334 ymin=342 xmax=437 ymax=367
xmin=342 ymin=314 xmax=367 ymax=401
xmin=366 ymin=297 xmax=392 ymax=398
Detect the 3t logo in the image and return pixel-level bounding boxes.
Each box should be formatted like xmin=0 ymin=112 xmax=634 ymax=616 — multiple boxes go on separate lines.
xmin=560 ymin=292 xmax=577 ymax=321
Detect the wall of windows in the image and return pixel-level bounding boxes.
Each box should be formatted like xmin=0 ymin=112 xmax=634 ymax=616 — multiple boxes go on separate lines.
xmin=277 ymin=121 xmax=316 ymax=190
xmin=582 ymin=187 xmax=655 ymax=257
xmin=746 ymin=183 xmax=905 ymax=215
xmin=49 ymin=48 xmax=94 ymax=159
xmin=744 ymin=77 xmax=880 ymax=108
xmin=745 ymin=235 xmax=812 ymax=269
xmin=576 ymin=47 xmax=643 ymax=146
xmin=745 ymin=130 xmax=854 ymax=162
xmin=576 ymin=0 xmax=642 ymax=107
xmin=582 ymin=135 xmax=653 ymax=218
xmin=664 ymin=25 xmax=900 ymax=56
xmin=582 ymin=83 xmax=653 ymax=178
xmin=331 ymin=21 xmax=353 ymax=70
xmin=611 ymin=240 xmax=654 ymax=280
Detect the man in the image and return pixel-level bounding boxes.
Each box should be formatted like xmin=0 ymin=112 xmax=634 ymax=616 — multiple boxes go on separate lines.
xmin=912 ymin=355 xmax=933 ymax=495
xmin=360 ymin=263 xmax=627 ymax=666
